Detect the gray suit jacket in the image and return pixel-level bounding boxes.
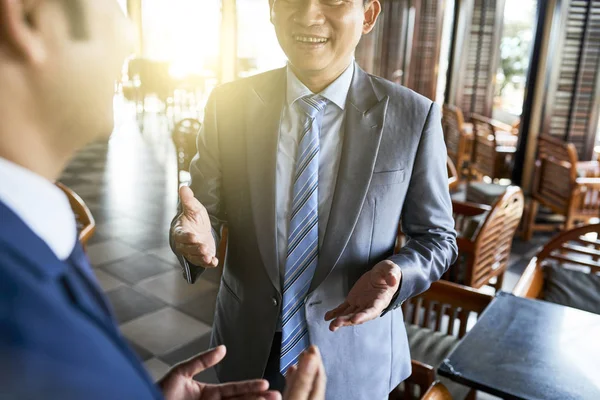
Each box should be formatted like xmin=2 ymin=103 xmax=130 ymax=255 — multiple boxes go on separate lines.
xmin=171 ymin=64 xmax=457 ymax=400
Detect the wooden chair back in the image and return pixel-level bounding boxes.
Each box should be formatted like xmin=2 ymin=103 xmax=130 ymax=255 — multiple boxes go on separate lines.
xmin=421 ymin=382 xmax=453 ymax=400
xmin=470 ymin=114 xmax=515 ymax=181
xmin=448 ymin=186 xmax=524 ymax=290
xmin=394 ymin=281 xmax=493 ymax=400
xmin=402 ymin=280 xmax=493 ymax=339
xmin=514 ymin=224 xmax=600 ymax=299
xmin=172 ymin=118 xmax=201 ymax=185
xmin=56 ymin=182 xmax=95 ymax=248
xmin=442 ymin=104 xmax=471 ymax=177
xmin=447 ymin=157 xmax=459 ymax=192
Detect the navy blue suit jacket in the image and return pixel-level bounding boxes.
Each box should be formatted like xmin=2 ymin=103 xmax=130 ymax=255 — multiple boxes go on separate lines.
xmin=0 ymin=201 xmax=162 ymax=399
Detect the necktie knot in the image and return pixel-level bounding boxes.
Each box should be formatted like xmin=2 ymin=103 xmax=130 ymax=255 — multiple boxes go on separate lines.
xmin=297 ymin=95 xmax=328 ymax=119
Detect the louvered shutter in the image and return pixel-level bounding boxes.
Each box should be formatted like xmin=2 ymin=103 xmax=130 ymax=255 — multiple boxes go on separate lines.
xmin=406 ymin=0 xmax=446 ymax=99
xmin=453 ymin=0 xmax=505 ymax=118
xmin=541 ymin=0 xmax=600 ymax=160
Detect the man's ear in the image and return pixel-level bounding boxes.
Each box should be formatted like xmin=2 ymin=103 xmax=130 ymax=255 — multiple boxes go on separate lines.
xmin=0 ymin=0 xmax=47 ymax=64
xmin=362 ymin=0 xmax=382 ymax=35
xmin=269 ymin=0 xmax=275 ymax=25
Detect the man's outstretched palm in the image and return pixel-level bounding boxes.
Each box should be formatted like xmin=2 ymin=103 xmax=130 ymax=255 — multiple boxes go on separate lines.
xmin=324 ymin=261 xmax=401 ymax=332
xmin=158 ymin=346 xmax=279 ymax=400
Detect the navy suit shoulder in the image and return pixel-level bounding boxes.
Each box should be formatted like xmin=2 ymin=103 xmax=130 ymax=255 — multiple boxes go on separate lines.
xmin=0 ymin=202 xmax=162 ymax=400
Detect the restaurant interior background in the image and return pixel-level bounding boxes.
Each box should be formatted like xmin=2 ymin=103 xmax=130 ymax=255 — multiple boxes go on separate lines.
xmin=60 ymin=0 xmax=600 ymax=399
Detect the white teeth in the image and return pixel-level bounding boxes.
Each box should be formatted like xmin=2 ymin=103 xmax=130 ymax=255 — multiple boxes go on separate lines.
xmin=294 ymin=35 xmax=328 ymax=44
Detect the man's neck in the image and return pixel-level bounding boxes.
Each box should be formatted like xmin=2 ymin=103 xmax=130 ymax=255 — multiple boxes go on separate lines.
xmin=290 ymin=60 xmax=353 ymax=94
xmin=0 ymin=126 xmax=68 ymax=182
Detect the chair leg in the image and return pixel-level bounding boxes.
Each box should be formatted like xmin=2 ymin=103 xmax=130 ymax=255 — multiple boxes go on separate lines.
xmin=523 ymin=199 xmax=538 ymax=241
xmin=466 ymin=389 xmax=477 ymax=400
xmin=494 ymin=272 xmax=505 ymax=293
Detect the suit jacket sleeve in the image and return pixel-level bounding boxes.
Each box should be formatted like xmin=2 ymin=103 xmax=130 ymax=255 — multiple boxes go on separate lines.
xmin=385 ymin=102 xmax=458 ymax=310
xmin=170 ymin=89 xmax=227 ymax=279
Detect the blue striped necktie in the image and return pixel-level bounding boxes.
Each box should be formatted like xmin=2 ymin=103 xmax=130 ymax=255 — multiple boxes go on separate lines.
xmin=280 ymin=95 xmax=328 ymax=374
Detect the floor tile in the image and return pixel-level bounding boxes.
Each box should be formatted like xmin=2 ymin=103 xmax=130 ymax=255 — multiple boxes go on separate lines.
xmin=144 ymin=358 xmax=171 ymax=382
xmin=86 ymin=240 xmax=143 ymax=267
xmin=93 ymin=269 xmax=125 ymax=292
xmin=121 ymin=308 xmax=211 ymax=355
xmin=127 ymin=340 xmax=154 ymax=362
xmin=159 ymin=332 xmax=212 ymax=366
xmin=105 ymin=286 xmax=165 ymax=324
xmin=101 ymin=254 xmax=174 ymax=284
xmin=135 ymin=269 xmax=219 ymax=306
xmin=177 ymin=284 xmax=218 ymax=325
xmin=147 ymin=246 xmax=180 ymax=265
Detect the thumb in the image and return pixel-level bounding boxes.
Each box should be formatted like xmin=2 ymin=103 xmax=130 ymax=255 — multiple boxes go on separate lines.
xmin=175 ymin=345 xmax=226 ymax=378
xmin=179 ymin=185 xmax=199 ymax=214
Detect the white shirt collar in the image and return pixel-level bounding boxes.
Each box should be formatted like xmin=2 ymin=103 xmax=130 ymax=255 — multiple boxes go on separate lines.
xmin=0 ymin=157 xmax=77 ymax=260
xmin=286 ymin=61 xmax=355 ymax=110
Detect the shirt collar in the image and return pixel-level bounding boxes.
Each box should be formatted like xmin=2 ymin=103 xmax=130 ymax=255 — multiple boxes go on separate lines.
xmin=286 ymin=61 xmax=355 ymax=110
xmin=0 ymin=157 xmax=77 ymax=260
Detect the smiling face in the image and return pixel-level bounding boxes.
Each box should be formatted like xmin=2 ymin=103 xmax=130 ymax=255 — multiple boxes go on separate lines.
xmin=270 ymin=0 xmax=380 ymax=81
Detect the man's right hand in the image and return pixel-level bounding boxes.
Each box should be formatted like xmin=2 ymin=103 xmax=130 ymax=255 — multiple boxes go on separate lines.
xmin=283 ymin=346 xmax=326 ymax=400
xmin=171 ymin=186 xmax=219 ymax=268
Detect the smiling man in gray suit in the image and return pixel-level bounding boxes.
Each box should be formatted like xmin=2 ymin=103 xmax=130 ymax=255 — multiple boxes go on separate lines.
xmin=170 ymin=0 xmax=457 ymax=399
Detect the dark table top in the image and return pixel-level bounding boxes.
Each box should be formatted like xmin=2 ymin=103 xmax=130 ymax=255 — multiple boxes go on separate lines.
xmin=438 ymin=292 xmax=600 ymax=400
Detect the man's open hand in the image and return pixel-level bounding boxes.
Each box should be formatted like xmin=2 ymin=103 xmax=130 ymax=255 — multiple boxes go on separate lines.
xmin=324 ymin=260 xmax=401 ymax=332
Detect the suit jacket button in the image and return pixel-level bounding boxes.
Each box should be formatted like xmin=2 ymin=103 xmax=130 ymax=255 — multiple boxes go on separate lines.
xmin=272 ymin=297 xmax=279 ymax=307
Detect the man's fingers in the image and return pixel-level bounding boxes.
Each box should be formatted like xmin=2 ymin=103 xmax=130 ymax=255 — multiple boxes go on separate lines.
xmin=284 ymin=350 xmax=319 ymax=400
xmin=350 ymin=306 xmax=380 ymax=325
xmin=172 ymin=228 xmax=200 ymax=244
xmin=211 ymin=379 xmax=270 ymax=398
xmin=175 ymin=345 xmax=226 ymax=377
xmin=324 ymin=301 xmax=350 ymax=321
xmin=308 ymin=347 xmax=326 ymax=400
xmin=228 ymin=392 xmax=281 ymax=400
xmin=179 ymin=185 xmax=201 ymax=214
xmin=328 ymin=315 xmax=356 ymax=332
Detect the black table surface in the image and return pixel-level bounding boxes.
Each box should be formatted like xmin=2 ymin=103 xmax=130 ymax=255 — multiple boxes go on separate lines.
xmin=438 ymin=292 xmax=600 ymax=400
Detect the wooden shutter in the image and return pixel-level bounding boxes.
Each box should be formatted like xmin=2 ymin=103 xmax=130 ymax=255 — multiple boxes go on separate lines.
xmin=406 ymin=0 xmax=446 ymax=99
xmin=356 ymin=0 xmax=446 ymax=98
xmin=449 ymin=0 xmax=505 ymax=118
xmin=541 ymin=0 xmax=600 ymax=160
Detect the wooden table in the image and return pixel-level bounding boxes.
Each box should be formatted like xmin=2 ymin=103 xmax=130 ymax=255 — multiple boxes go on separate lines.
xmin=438 ymin=292 xmax=600 ymax=400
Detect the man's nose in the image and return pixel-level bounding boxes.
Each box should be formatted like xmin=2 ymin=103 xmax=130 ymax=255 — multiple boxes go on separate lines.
xmin=293 ymin=0 xmax=326 ymax=27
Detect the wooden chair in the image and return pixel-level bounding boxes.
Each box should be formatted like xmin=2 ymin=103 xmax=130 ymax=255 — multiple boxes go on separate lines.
xmin=522 ymin=135 xmax=600 ymax=241
xmin=389 ymin=280 xmax=493 ymax=400
xmin=56 ymin=182 xmax=95 ymax=248
xmin=447 ymin=157 xmax=459 ymax=193
xmin=442 ymin=104 xmax=473 ymax=178
xmin=469 ymin=114 xmax=518 ymax=183
xmin=514 ymin=223 xmax=600 ymax=301
xmin=171 ymin=118 xmax=201 ymax=186
xmin=447 ymin=186 xmax=524 ymax=291
xmin=421 ymin=382 xmax=453 ymax=400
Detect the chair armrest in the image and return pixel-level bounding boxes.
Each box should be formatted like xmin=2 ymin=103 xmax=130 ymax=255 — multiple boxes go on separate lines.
xmin=456 ymin=236 xmax=475 ymax=253
xmin=513 ymin=258 xmax=544 ymax=299
xmin=452 ymin=201 xmax=491 ymax=217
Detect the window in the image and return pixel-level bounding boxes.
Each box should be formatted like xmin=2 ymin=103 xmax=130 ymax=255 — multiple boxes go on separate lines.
xmin=493 ymin=0 xmax=536 ymax=124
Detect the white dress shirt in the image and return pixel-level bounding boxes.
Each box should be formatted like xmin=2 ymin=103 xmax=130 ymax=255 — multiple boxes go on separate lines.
xmin=276 ymin=62 xmax=355 ymax=277
xmin=0 ymin=157 xmax=77 ymax=261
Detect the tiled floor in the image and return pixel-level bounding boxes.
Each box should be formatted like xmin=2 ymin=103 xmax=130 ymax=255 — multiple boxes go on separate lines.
xmin=58 ymin=99 xmax=553 ymax=397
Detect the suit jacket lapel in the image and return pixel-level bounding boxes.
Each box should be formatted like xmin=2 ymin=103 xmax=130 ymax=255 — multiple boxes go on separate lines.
xmin=245 ymin=68 xmax=286 ymax=294
xmin=310 ymin=66 xmax=389 ymax=293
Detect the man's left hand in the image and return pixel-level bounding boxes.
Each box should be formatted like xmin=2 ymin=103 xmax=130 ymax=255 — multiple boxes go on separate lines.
xmin=324 ymin=260 xmax=401 ymax=332
xmin=158 ymin=345 xmax=281 ymax=400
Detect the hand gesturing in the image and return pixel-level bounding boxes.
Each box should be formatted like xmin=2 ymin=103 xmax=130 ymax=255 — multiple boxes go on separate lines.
xmin=324 ymin=261 xmax=401 ymax=332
